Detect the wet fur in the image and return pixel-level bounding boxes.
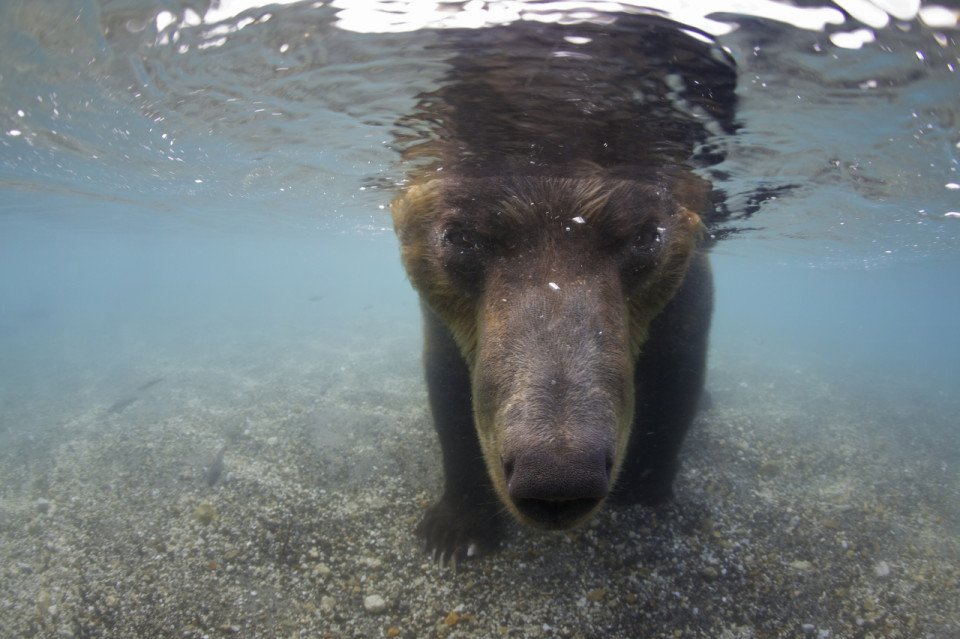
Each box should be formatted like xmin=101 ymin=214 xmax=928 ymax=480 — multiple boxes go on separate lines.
xmin=391 ymin=15 xmax=729 ymax=562
xmin=393 ymin=169 xmax=712 ymax=555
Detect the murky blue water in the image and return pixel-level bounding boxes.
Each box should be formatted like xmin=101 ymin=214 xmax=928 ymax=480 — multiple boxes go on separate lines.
xmin=2 ymin=1 xmax=957 ymax=435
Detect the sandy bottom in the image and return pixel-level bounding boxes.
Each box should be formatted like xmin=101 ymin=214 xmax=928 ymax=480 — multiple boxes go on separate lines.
xmin=1 ymin=329 xmax=958 ymax=638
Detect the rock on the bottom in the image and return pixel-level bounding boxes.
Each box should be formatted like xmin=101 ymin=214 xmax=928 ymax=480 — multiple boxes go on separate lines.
xmin=363 ymin=594 xmax=388 ymax=613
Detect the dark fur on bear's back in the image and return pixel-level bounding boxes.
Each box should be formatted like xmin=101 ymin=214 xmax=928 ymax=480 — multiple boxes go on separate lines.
xmin=392 ymin=14 xmax=735 ymax=562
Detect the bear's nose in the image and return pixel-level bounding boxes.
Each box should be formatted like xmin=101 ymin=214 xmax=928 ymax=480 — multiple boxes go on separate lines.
xmin=503 ymin=449 xmax=612 ymax=529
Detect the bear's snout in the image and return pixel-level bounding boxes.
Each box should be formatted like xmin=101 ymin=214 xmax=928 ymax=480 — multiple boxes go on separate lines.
xmin=503 ymin=448 xmax=612 ymax=529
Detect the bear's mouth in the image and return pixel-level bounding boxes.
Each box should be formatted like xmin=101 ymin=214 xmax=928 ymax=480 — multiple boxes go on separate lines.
xmin=500 ymin=446 xmax=615 ymax=529
xmin=512 ymin=496 xmax=603 ymax=530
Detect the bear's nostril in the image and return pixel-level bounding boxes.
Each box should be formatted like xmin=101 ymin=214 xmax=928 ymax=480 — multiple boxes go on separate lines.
xmin=502 ymin=458 xmax=515 ymax=483
xmin=505 ymin=449 xmax=611 ymax=529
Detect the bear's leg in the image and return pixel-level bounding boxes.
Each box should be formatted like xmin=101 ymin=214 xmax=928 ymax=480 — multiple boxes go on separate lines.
xmin=613 ymin=253 xmax=713 ymax=505
xmin=416 ymin=304 xmax=503 ymax=562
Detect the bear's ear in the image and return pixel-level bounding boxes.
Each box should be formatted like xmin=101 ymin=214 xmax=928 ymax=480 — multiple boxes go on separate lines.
xmin=676 ymin=206 xmax=705 ymax=235
xmin=668 ymin=206 xmax=706 ymax=260
xmin=391 ymin=179 xmax=443 ymax=236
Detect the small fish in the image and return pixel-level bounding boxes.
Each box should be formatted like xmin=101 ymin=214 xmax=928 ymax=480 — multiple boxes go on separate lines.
xmin=136 ymin=377 xmax=165 ymax=392
xmin=105 ymin=396 xmax=137 ymax=415
xmin=207 ymin=444 xmax=228 ymax=487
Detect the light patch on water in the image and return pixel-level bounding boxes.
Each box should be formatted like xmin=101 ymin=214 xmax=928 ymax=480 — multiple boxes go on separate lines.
xmin=919 ymin=4 xmax=960 ymax=27
xmin=830 ymin=27 xmax=877 ymax=49
xmin=330 ymin=0 xmax=849 ymax=35
xmin=132 ymin=0 xmax=891 ymax=40
xmin=833 ymin=0 xmax=894 ymax=29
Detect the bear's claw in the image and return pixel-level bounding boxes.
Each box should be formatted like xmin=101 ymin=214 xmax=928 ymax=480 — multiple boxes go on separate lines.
xmin=417 ymin=500 xmax=501 ymax=568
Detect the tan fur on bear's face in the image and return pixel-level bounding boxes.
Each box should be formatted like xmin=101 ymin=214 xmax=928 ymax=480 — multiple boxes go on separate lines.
xmin=392 ymin=170 xmax=703 ymax=528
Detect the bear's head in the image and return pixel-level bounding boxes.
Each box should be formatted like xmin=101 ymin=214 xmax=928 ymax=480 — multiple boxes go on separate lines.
xmin=392 ymin=165 xmax=706 ymax=529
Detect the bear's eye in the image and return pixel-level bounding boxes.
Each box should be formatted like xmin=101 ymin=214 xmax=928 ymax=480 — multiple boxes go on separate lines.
xmin=631 ymin=226 xmax=662 ymax=254
xmin=442 ymin=226 xmax=483 ymax=252
xmin=439 ymin=224 xmax=487 ymax=290
xmin=620 ymin=226 xmax=662 ymax=279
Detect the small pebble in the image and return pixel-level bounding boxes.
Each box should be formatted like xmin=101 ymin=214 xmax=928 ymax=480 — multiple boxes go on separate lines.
xmin=193 ymin=503 xmax=218 ymax=525
xmin=364 ymin=594 xmax=388 ymax=613
xmin=758 ymin=460 xmax=780 ymax=477
xmin=874 ymin=560 xmax=891 ymax=578
xmin=585 ymin=588 xmax=605 ymax=602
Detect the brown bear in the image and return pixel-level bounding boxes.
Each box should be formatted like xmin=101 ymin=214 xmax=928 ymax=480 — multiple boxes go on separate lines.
xmin=391 ymin=13 xmax=736 ymax=563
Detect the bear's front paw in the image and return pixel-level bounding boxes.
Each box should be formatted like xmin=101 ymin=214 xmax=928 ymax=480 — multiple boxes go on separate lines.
xmin=416 ymin=499 xmax=502 ymax=568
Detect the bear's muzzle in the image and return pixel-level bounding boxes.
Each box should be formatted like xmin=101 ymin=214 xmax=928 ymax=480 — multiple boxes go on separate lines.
xmin=503 ymin=448 xmax=613 ymax=529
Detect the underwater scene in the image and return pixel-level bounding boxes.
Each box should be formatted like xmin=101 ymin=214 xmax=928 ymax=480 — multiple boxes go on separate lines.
xmin=1 ymin=1 xmax=958 ymax=637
